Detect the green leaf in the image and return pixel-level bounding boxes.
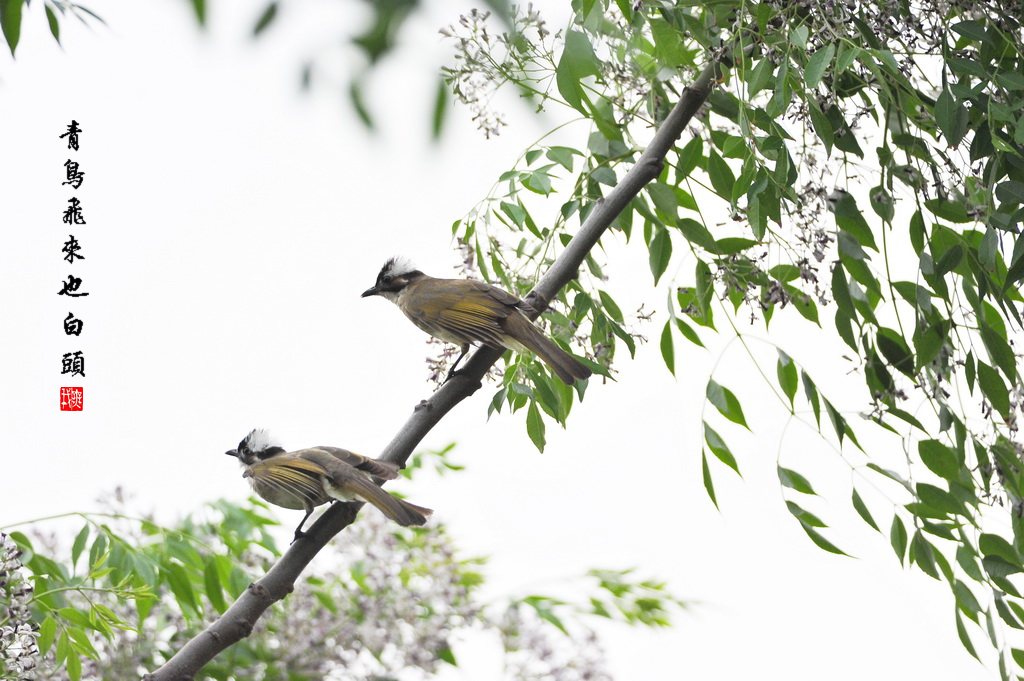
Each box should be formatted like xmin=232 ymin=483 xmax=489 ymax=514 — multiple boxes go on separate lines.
xmin=598 ymin=290 xmax=623 ymax=323
xmin=431 ymin=75 xmax=448 ymax=140
xmin=957 ymin=612 xmax=981 ymax=661
xmin=918 ymin=440 xmax=960 ymax=480
xmin=951 ymin=19 xmax=988 ymax=42
xmin=438 ymin=646 xmax=458 ymax=666
xmin=67 ymin=626 xmax=99 ymax=660
xmin=44 ymin=3 xmax=59 ymax=44
xmin=956 ymin=544 xmax=984 ymax=582
xmin=829 ymin=191 xmax=877 ymax=250
xmin=776 ymin=350 xmax=798 ymax=407
xmin=649 ymin=226 xmax=672 ymax=285
xmin=996 ymin=71 xmax=1024 ymax=90
xmin=746 ymin=57 xmax=776 ymax=96
xmin=0 ymin=0 xmax=23 ymax=56
xmin=979 ymin=533 xmax=1021 ymax=566
xmin=55 ymin=629 xmax=69 ymax=665
xmin=876 ymin=327 xmax=915 ymax=377
xmin=204 ymin=561 xmax=227 ymax=613
xmin=499 ymin=200 xmax=527 ymax=228
xmin=934 ymin=89 xmax=956 ymax=143
xmin=830 ymin=264 xmax=855 ymax=317
xmin=788 ymin=502 xmax=849 ymax=556
xmin=349 ymin=81 xmax=374 ymax=129
xmin=675 ymin=317 xmax=704 ymax=348
xmin=707 ymin=149 xmax=735 ymax=198
xmin=676 ymin=218 xmax=720 ymax=253
xmin=977 ymin=361 xmax=1011 ymax=420
xmin=38 ymin=616 xmax=57 ymax=655
xmin=915 ymin=483 xmax=965 ymax=517
xmin=163 ymin=563 xmax=198 ymax=615
xmin=996 ymin=180 xmax=1024 ymax=205
xmin=807 ymin=100 xmax=834 ymax=155
xmin=706 ymin=379 xmax=749 ymax=429
xmin=801 ymin=370 xmax=821 ymax=426
xmin=869 ymin=186 xmax=895 ymax=222
xmin=980 ymin=322 xmax=1016 ymax=384
xmin=648 ymin=182 xmax=678 ymax=218
xmin=522 ymin=595 xmax=568 ymax=634
xmin=983 ymin=555 xmax=1023 ymax=579
xmin=608 ymin=318 xmax=636 ymax=358
xmin=694 ymin=261 xmax=715 ymax=329
xmin=702 ymin=451 xmax=719 ymax=509
xmin=852 ymin=487 xmax=880 ymax=531
xmin=71 ymin=524 xmax=90 ymax=569
xmin=924 ymin=199 xmax=971 ymax=223
xmin=546 ymin=146 xmax=578 ymax=172
xmin=998 ymin=598 xmax=1024 ymax=630
xmin=911 ymin=532 xmax=940 ymax=579
xmin=804 ymin=43 xmax=835 ymax=89
xmin=522 ymin=170 xmax=552 ymax=195
xmin=190 ymin=0 xmax=206 ymax=26
xmin=676 ymin=136 xmax=703 ymax=180
xmin=660 ymin=320 xmax=674 ymax=375
xmin=66 ymin=645 xmax=82 ymax=681
xmin=778 ymin=466 xmax=816 ymax=494
xmin=891 ymin=514 xmax=908 ymax=563
xmin=704 ymin=422 xmax=740 ymax=475
xmin=934 ymin=244 xmax=965 ymax=277
xmin=800 ymin=524 xmax=850 ymax=556
xmin=556 ymin=29 xmax=601 ymax=114
xmin=824 ymin=400 xmax=847 ymax=444
xmin=835 ymin=45 xmax=859 ymax=73
xmin=252 ymin=2 xmax=277 ymax=35
xmin=526 ymin=401 xmax=546 ymax=452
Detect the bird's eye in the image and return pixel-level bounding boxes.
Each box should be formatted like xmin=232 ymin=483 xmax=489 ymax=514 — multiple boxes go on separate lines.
xmin=382 ymin=275 xmax=393 ymax=285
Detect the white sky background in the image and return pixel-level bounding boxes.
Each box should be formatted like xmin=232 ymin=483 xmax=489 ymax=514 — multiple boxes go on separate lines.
xmin=0 ymin=0 xmax=995 ymax=679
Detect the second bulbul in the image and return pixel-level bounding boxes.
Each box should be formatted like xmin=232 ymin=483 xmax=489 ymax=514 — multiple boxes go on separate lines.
xmin=362 ymin=257 xmax=592 ymax=385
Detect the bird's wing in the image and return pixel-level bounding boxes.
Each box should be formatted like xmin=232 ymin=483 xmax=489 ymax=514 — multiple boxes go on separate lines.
xmin=310 ymin=446 xmax=400 ymax=480
xmin=247 ymin=455 xmax=327 ymax=507
xmin=472 ymin=279 xmax=523 ymax=307
xmin=410 ymin=279 xmax=521 ymax=348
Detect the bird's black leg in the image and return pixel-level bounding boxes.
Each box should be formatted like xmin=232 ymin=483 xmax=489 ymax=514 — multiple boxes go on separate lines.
xmin=444 ymin=344 xmax=471 ymax=382
xmin=291 ymin=508 xmax=314 ymax=544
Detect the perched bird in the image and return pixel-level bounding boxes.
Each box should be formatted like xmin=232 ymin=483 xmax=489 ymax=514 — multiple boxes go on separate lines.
xmin=361 ymin=257 xmax=592 ymax=385
xmin=225 ymin=428 xmax=432 ymax=540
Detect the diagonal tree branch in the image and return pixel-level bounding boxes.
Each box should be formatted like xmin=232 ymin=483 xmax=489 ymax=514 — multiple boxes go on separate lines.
xmin=145 ymin=59 xmax=720 ymax=681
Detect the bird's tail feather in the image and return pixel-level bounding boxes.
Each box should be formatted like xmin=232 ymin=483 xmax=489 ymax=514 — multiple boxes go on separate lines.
xmin=352 ymin=478 xmax=433 ymax=526
xmin=513 ymin=320 xmax=592 ymax=385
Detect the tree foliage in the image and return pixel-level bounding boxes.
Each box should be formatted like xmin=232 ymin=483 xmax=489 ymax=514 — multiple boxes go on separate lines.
xmin=436 ymin=0 xmax=1024 ymax=676
xmin=2 ymin=452 xmax=683 ymax=680
xmin=1 ymin=504 xmax=681 ymax=680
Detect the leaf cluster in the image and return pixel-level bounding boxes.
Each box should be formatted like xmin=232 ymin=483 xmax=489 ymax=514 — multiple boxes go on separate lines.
xmin=441 ymin=0 xmax=1024 ymax=674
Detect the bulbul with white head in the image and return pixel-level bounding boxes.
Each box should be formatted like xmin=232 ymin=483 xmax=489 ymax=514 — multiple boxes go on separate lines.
xmin=361 ymin=257 xmax=592 ymax=385
xmin=225 ymin=428 xmax=432 ymax=540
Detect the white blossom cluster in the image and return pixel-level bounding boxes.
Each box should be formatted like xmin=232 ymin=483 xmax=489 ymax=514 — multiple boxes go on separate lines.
xmin=441 ymin=6 xmax=554 ymax=139
xmin=0 ymin=533 xmax=39 ymax=681
xmin=500 ymin=605 xmax=612 ymax=681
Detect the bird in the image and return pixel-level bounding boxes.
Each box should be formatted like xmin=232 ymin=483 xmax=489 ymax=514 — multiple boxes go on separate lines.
xmin=361 ymin=257 xmax=592 ymax=385
xmin=225 ymin=428 xmax=432 ymax=540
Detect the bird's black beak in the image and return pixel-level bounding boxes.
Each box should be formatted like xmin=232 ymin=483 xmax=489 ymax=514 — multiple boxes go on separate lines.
xmin=361 ymin=286 xmax=379 ymax=298
xmin=225 ymin=449 xmax=238 ymax=457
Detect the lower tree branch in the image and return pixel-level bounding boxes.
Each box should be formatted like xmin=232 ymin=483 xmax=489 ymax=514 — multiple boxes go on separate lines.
xmin=145 ymin=58 xmax=719 ymax=681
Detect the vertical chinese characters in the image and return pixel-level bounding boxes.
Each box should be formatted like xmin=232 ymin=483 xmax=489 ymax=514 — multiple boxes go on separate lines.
xmin=59 ymin=121 xmax=87 ymax=410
